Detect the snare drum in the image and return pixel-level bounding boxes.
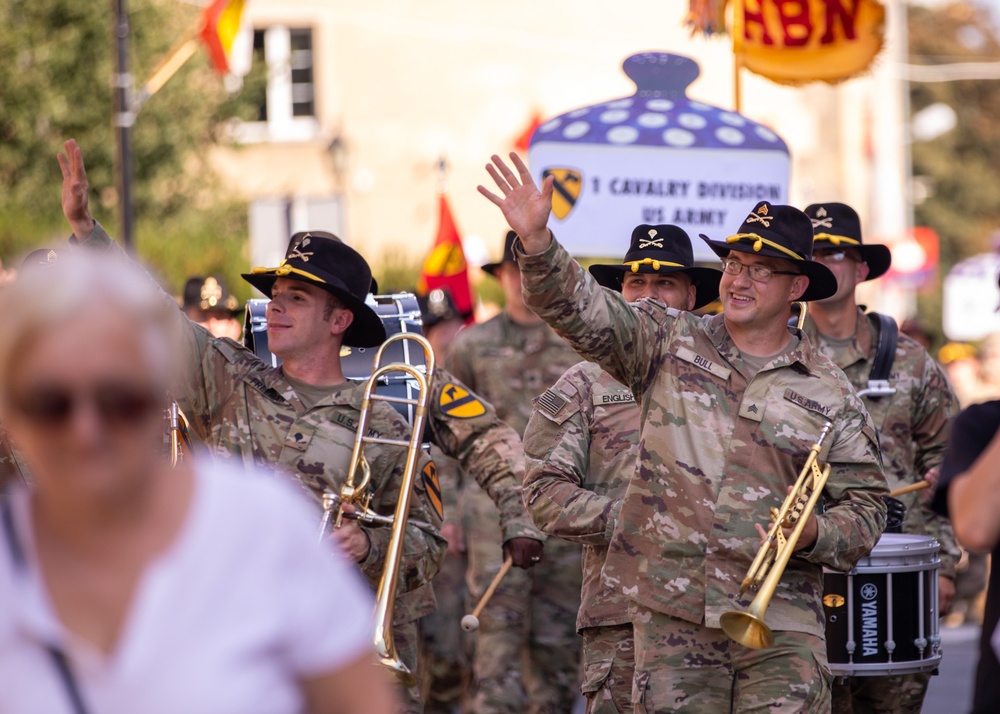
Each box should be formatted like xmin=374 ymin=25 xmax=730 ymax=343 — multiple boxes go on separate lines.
xmin=823 ymin=533 xmax=941 ymax=677
xmin=243 ymin=294 xmax=427 ymax=424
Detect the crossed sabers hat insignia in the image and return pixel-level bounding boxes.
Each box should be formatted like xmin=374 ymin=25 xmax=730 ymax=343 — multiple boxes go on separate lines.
xmin=287 ymin=236 xmax=315 ymax=263
xmin=744 ymin=204 xmax=772 ymax=229
xmin=811 ymin=206 xmax=833 ymax=229
xmin=638 ymin=228 xmax=664 ymax=250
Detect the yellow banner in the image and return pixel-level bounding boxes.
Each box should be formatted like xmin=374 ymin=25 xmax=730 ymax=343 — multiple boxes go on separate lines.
xmin=738 ymin=0 xmax=885 ymax=85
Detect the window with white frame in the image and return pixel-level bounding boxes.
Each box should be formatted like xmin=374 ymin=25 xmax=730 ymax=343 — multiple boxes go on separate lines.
xmin=236 ymin=26 xmax=318 ymax=143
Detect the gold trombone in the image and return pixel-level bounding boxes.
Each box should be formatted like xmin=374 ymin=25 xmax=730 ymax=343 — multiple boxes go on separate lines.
xmin=720 ymin=421 xmax=833 ymax=649
xmin=318 ymin=332 xmax=436 ymax=685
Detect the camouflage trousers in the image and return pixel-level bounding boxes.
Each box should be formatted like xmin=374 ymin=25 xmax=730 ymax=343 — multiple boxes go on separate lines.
xmin=465 ymin=499 xmax=583 ymax=714
xmin=830 ymin=672 xmax=932 ymax=714
xmin=421 ymin=552 xmax=471 ymax=713
xmin=581 ymin=623 xmax=635 ymax=714
xmin=396 ymin=618 xmax=426 ymax=714
xmin=630 ymin=606 xmax=832 ymax=713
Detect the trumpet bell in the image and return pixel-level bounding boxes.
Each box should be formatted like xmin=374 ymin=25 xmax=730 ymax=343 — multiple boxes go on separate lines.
xmin=720 ymin=610 xmax=774 ymax=650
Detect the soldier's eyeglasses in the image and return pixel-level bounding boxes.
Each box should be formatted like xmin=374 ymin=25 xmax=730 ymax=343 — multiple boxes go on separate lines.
xmin=10 ymin=383 xmax=161 ymax=429
xmin=814 ymin=250 xmax=849 ymax=263
xmin=720 ymin=258 xmax=800 ymax=283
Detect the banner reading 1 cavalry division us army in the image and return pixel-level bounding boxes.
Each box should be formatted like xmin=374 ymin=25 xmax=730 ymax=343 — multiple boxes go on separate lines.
xmin=528 ymin=52 xmax=790 ymax=262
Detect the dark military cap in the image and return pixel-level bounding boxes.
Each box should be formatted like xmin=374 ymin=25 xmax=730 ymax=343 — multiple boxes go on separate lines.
xmin=417 ymin=288 xmax=471 ymax=330
xmin=21 ymin=248 xmax=68 ymax=271
xmin=183 ymin=275 xmax=240 ymax=315
xmin=482 ymin=231 xmax=518 ymax=278
xmin=700 ymin=201 xmax=837 ymax=302
xmin=804 ymin=203 xmax=892 ymax=282
xmin=589 ymin=224 xmax=722 ymax=310
xmin=241 ymin=230 xmax=386 ymax=348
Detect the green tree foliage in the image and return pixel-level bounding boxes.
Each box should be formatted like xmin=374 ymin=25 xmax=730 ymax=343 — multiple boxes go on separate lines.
xmin=0 ymin=0 xmax=262 ymax=297
xmin=910 ymin=2 xmax=1000 ymax=269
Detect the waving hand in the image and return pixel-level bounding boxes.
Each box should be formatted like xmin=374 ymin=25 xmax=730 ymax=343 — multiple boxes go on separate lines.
xmin=477 ymin=153 xmax=554 ymax=255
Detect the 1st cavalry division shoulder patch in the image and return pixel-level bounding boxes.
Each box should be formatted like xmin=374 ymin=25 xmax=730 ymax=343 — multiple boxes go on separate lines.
xmin=422 ymin=461 xmax=443 ymax=520
xmin=439 ymin=383 xmax=486 ymax=418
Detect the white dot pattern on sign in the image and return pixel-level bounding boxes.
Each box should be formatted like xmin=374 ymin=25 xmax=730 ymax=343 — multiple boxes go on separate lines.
xmin=562 ymin=121 xmax=590 ymax=139
xmin=646 ymin=99 xmax=675 ymax=111
xmin=606 ymin=99 xmax=634 ymax=108
xmin=663 ymin=128 xmax=696 ymax=147
xmin=755 ymin=126 xmax=779 ymax=142
xmin=607 ymin=126 xmax=639 ymax=144
xmin=539 ymin=118 xmax=561 ymax=133
xmin=599 ymin=109 xmax=630 ymax=124
xmin=637 ymin=112 xmax=669 ymax=128
xmin=719 ymin=113 xmax=746 ymax=127
xmin=568 ymin=108 xmax=589 ymax=118
xmin=678 ymin=113 xmax=707 ymax=130
xmin=716 ymin=127 xmax=746 ymax=145
xmin=689 ymin=102 xmax=712 ymax=112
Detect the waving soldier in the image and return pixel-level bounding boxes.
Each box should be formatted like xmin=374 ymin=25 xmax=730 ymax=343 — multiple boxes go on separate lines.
xmin=479 ymin=153 xmax=888 ymax=713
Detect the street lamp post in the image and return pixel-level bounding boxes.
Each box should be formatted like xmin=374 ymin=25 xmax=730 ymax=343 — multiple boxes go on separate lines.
xmin=113 ymin=0 xmax=135 ymax=252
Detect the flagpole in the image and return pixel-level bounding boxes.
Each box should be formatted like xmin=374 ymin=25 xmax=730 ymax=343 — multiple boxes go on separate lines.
xmin=134 ymin=21 xmax=203 ymax=110
xmin=733 ymin=0 xmax=745 ymax=113
xmin=113 ymin=0 xmax=135 ymax=252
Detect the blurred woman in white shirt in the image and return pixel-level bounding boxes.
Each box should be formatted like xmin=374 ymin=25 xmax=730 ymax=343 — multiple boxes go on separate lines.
xmin=0 ymin=253 xmax=397 ymax=714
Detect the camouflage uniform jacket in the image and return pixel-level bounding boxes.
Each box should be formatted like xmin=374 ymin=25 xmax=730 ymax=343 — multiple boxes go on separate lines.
xmin=81 ymin=224 xmax=446 ymax=625
xmin=802 ymin=310 xmax=961 ymax=578
xmin=447 ymin=311 xmax=581 ymax=436
xmin=517 ymin=238 xmax=888 ymax=638
xmin=427 ymin=369 xmax=541 ymax=543
xmin=522 ymin=360 xmax=638 ymax=630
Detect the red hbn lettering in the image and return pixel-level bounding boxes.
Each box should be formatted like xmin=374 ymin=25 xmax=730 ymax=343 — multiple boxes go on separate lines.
xmin=744 ymin=0 xmax=862 ymax=48
xmin=775 ymin=0 xmax=812 ymax=46
xmin=822 ymin=0 xmax=860 ymax=42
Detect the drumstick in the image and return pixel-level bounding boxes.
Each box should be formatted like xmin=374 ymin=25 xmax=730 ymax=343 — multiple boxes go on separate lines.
xmin=461 ymin=557 xmax=514 ymax=632
xmin=889 ymin=480 xmax=930 ymax=498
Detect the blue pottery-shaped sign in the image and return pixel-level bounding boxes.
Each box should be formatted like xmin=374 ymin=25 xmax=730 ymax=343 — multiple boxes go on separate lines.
xmin=529 ymin=52 xmax=791 ymax=260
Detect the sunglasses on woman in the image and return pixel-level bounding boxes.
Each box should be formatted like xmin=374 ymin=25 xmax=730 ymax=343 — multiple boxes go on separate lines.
xmin=10 ymin=383 xmax=163 ymax=429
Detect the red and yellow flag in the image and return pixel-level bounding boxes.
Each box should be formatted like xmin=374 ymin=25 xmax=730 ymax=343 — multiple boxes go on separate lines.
xmin=200 ymin=0 xmax=247 ymax=74
xmin=417 ymin=195 xmax=474 ymax=323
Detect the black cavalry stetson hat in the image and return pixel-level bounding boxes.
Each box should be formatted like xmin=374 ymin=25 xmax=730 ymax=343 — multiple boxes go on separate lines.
xmin=589 ymin=224 xmax=722 ymax=310
xmin=183 ymin=275 xmax=240 ymax=315
xmin=482 ymin=230 xmax=518 ymax=278
xmin=700 ymin=201 xmax=838 ymax=302
xmin=241 ymin=230 xmax=386 ymax=348
xmin=804 ymin=203 xmax=892 ymax=282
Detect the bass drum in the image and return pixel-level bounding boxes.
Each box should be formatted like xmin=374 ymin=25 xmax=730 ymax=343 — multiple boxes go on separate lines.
xmin=243 ymin=294 xmax=426 ymax=424
xmin=823 ymin=533 xmax=941 ymax=677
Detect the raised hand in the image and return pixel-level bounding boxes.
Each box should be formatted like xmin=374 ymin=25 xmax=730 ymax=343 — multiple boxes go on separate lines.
xmin=57 ymin=139 xmax=96 ymax=239
xmin=477 ymin=153 xmax=554 ymax=255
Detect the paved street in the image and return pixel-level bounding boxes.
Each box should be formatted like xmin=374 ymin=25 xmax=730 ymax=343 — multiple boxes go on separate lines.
xmin=924 ymin=624 xmax=980 ymax=713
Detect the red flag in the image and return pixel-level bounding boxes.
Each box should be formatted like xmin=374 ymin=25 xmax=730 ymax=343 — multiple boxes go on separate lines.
xmin=200 ymin=0 xmax=247 ymax=74
xmin=515 ymin=113 xmax=543 ymax=153
xmin=417 ymin=195 xmax=474 ymax=322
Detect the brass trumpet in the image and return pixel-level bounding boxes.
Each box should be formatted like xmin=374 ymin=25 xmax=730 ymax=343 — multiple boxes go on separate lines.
xmin=720 ymin=421 xmax=833 ymax=649
xmin=319 ymin=332 xmax=436 ymax=685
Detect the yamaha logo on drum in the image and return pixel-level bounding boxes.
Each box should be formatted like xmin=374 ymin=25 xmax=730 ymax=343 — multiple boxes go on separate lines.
xmin=861 ymin=582 xmax=880 ymax=656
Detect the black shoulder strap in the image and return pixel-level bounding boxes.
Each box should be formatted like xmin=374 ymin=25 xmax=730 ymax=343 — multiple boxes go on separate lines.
xmin=1 ymin=499 xmax=90 ymax=714
xmin=869 ymin=312 xmax=899 ymax=382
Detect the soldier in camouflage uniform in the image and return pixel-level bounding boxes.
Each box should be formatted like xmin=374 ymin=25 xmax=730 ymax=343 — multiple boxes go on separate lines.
xmin=417 ymin=287 xmax=545 ymax=714
xmin=447 ymin=231 xmax=583 ymax=714
xmin=479 ymin=153 xmax=889 ymax=713
xmin=802 ymin=202 xmax=960 ymax=714
xmin=57 ymin=139 xmax=540 ymax=714
xmin=522 ymin=225 xmax=721 ymax=714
